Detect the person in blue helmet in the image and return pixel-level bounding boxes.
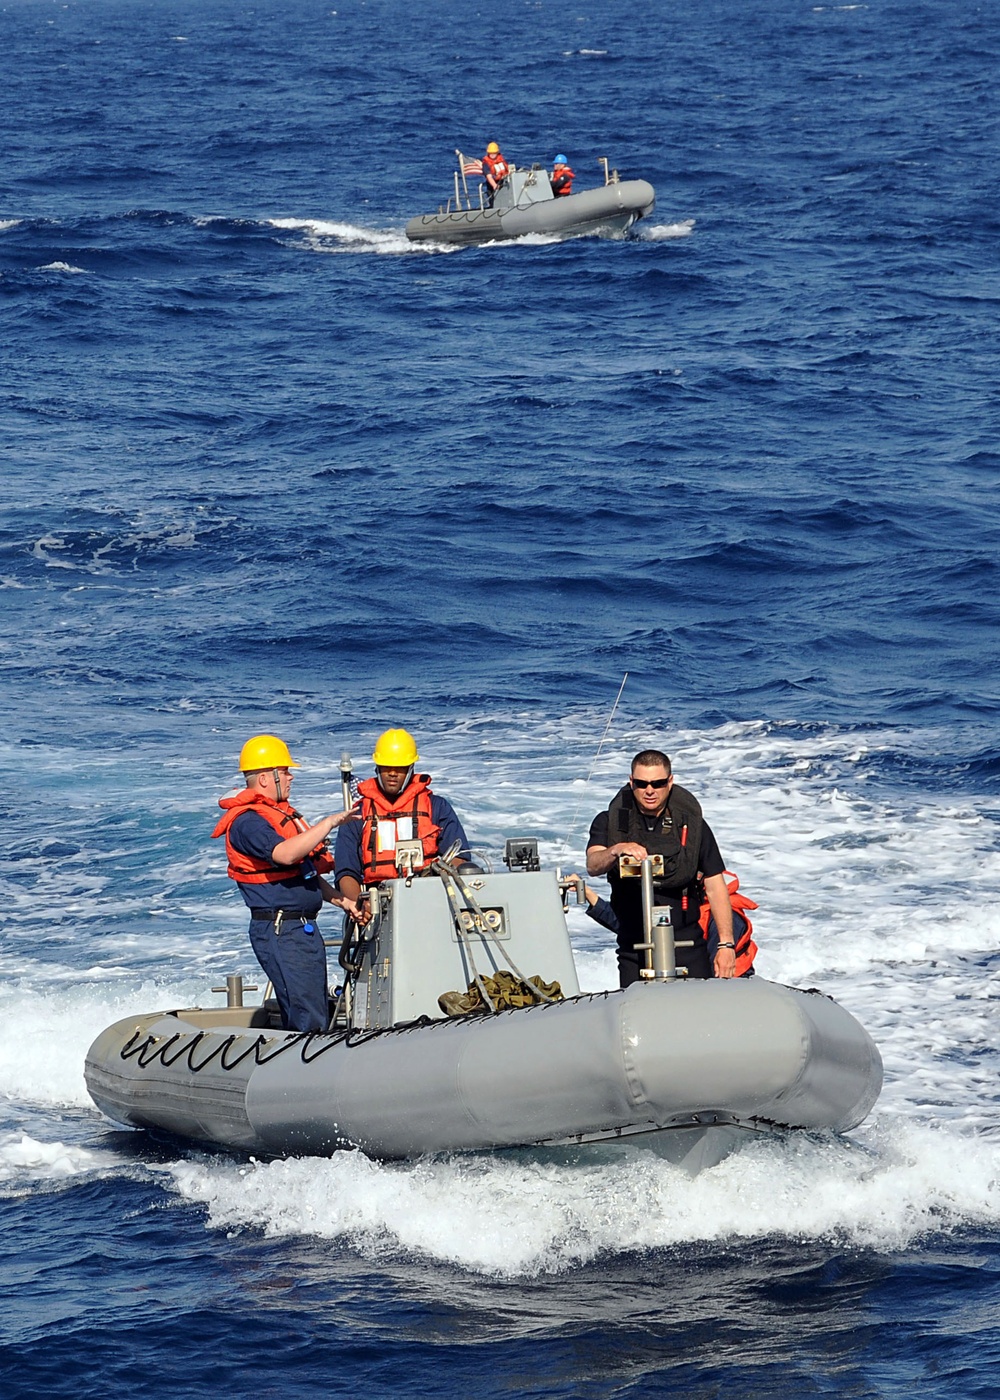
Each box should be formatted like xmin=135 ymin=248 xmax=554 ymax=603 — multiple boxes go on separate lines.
xmin=551 ymin=154 xmax=575 ymax=197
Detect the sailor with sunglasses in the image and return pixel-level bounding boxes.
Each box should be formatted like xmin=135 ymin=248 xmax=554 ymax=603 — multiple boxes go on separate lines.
xmin=586 ymin=748 xmax=740 ymax=985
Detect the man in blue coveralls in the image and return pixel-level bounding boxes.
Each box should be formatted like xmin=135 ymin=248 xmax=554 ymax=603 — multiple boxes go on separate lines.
xmin=212 ymin=733 xmax=362 ymax=1032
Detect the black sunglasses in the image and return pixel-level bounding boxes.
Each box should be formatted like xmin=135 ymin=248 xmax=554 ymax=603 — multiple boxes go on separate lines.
xmin=631 ymin=777 xmax=670 ymax=791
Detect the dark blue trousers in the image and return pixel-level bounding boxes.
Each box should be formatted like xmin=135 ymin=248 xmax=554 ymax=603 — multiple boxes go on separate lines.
xmin=249 ymin=916 xmax=329 ymax=1032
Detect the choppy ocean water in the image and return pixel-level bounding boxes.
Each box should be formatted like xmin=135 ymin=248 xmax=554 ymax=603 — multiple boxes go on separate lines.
xmin=3 ymin=0 xmax=1000 ymax=1394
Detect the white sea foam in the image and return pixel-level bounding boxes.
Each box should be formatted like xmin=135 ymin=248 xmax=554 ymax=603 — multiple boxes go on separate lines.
xmin=168 ymin=1118 xmax=1000 ymax=1277
xmin=641 ymin=220 xmax=696 ymax=239
xmin=0 ymin=1131 xmax=128 ymax=1189
xmin=0 ymin=219 xmax=21 ymax=232
xmin=267 ymin=217 xmax=441 ymax=256
xmin=0 ymin=976 xmax=215 ymax=1109
xmin=26 ymin=511 xmax=236 ymax=574
xmin=38 ymin=261 xmax=87 ymax=274
xmin=501 ymin=231 xmax=563 ymax=246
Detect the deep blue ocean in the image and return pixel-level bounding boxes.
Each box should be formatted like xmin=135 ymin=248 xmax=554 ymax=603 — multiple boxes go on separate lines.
xmin=3 ymin=0 xmax=1000 ymax=1395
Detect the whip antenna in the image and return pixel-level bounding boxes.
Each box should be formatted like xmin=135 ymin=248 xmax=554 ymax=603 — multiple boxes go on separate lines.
xmin=561 ymin=671 xmax=629 ymax=857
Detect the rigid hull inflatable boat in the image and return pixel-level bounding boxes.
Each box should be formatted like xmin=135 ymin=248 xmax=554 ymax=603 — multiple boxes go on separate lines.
xmin=405 ymin=158 xmax=656 ymax=245
xmin=86 ymin=853 xmax=883 ymax=1166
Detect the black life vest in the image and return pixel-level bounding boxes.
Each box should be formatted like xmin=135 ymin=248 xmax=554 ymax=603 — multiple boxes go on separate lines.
xmin=606 ymin=782 xmax=705 ymax=927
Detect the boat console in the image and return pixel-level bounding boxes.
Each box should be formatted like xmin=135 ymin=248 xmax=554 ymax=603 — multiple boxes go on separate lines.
xmin=341 ymin=864 xmax=581 ymax=1030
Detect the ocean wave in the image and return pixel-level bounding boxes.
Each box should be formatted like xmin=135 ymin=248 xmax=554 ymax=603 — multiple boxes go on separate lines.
xmin=14 ymin=512 xmax=236 ymax=578
xmin=555 ymin=48 xmax=619 ymax=61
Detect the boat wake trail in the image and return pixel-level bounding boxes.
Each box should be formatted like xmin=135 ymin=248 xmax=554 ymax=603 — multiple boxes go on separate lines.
xmin=267 ymin=217 xmax=452 ymax=256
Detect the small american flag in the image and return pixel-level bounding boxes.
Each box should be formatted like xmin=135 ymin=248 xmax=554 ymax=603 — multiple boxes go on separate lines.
xmin=461 ymin=156 xmax=483 ymax=177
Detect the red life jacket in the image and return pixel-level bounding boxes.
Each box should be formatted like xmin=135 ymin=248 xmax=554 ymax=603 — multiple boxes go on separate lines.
xmin=698 ymin=871 xmax=758 ymax=976
xmin=212 ymin=789 xmax=335 ymax=885
xmin=551 ymin=163 xmax=574 ymax=196
xmin=483 ymin=152 xmax=509 ymax=187
xmin=357 ymin=773 xmax=441 ymax=884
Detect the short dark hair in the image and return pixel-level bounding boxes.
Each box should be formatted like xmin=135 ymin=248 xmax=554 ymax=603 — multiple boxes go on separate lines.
xmin=631 ymin=749 xmax=671 ymax=775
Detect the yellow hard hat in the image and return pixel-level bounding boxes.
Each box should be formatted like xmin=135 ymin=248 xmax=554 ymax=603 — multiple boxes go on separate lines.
xmin=372 ymin=728 xmax=419 ymax=767
xmin=487 ymin=142 xmax=500 ymax=155
xmin=238 ymin=734 xmax=300 ymax=772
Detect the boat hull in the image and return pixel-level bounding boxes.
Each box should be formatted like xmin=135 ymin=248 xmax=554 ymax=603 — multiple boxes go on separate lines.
xmin=85 ymin=978 xmax=882 ymax=1161
xmin=406 ymin=179 xmax=656 ymax=245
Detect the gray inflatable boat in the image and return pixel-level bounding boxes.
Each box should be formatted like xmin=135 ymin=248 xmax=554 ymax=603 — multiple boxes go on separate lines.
xmin=85 ymin=851 xmax=882 ymax=1167
xmin=406 ymin=157 xmax=655 ymax=245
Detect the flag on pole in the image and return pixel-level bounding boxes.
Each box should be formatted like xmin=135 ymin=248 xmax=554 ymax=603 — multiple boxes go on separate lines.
xmin=460 ymin=155 xmax=483 ymax=177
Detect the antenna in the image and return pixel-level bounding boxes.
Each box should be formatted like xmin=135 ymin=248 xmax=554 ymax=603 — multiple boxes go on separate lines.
xmin=560 ymin=671 xmax=629 ymax=858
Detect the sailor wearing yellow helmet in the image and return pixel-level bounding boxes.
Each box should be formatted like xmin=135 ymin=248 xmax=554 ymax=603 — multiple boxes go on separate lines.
xmin=334 ymin=728 xmax=472 ymax=910
xmin=212 ymin=734 xmax=362 ymax=1033
xmin=482 ymin=140 xmax=510 ymax=205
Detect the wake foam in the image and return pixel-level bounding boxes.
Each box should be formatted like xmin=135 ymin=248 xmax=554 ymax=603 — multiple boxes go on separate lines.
xmin=0 ymin=976 xmax=213 ymax=1109
xmin=0 ymin=1131 xmax=123 ymax=1189
xmin=641 ymin=219 xmax=696 ymax=239
xmin=267 ymin=217 xmax=444 ymax=256
xmin=168 ymin=1118 xmax=1000 ymax=1277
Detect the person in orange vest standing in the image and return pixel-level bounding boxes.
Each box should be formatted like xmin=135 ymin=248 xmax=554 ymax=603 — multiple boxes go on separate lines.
xmin=551 ymin=154 xmax=575 ymax=197
xmin=212 ymin=734 xmax=362 ymax=1032
xmin=334 ymin=728 xmax=471 ymax=909
xmin=482 ymin=141 xmax=510 ymax=205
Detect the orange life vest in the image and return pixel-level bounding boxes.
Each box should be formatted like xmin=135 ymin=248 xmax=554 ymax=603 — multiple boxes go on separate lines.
xmin=357 ymin=773 xmax=441 ymax=884
xmin=211 ymin=789 xmax=335 ymax=885
xmin=551 ymin=163 xmax=574 ymax=196
xmin=698 ymin=871 xmax=758 ymax=976
xmin=483 ymin=152 xmax=509 ymax=187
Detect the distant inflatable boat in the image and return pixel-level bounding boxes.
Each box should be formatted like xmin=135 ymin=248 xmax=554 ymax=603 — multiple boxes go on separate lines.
xmin=85 ymin=851 xmax=882 ymax=1168
xmin=406 ymin=155 xmax=656 ymax=245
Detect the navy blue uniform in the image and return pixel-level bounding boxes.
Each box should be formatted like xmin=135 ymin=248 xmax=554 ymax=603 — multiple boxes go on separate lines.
xmin=228 ymin=810 xmax=329 ymax=1033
